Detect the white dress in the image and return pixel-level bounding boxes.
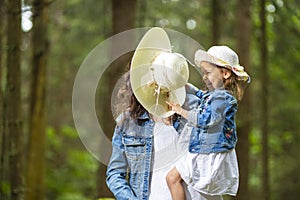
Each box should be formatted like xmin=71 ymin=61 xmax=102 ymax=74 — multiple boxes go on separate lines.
xmin=175 ymin=125 xmax=239 ymax=197
xmin=148 ymin=121 xmax=183 ymax=200
xmin=149 ymin=122 xmax=221 ymax=200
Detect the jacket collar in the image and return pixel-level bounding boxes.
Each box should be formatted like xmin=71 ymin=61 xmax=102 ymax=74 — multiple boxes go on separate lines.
xmin=136 ymin=111 xmax=151 ymax=120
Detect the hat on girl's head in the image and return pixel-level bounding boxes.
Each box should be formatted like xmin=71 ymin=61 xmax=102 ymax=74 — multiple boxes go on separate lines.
xmin=194 ymin=45 xmax=251 ymax=83
xmin=130 ymin=27 xmax=189 ymax=118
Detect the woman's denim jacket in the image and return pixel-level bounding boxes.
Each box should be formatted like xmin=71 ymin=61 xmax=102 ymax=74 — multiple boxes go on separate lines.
xmin=106 ymin=111 xmax=185 ymax=200
xmin=187 ymin=89 xmax=238 ymax=154
xmin=106 ymin=84 xmax=198 ymax=200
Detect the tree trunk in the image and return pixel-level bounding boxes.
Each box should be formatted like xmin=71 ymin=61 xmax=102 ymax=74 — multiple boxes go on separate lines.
xmin=6 ymin=0 xmax=23 ymax=199
xmin=25 ymin=0 xmax=48 ymax=200
xmin=260 ymin=0 xmax=269 ymax=199
xmin=0 ymin=0 xmax=7 ymax=199
xmin=137 ymin=0 xmax=147 ymax=27
xmin=112 ymin=0 xmax=136 ymax=34
xmin=0 ymin=0 xmax=3 ymax=162
xmin=96 ymin=0 xmax=137 ymax=198
xmin=211 ymin=0 xmax=221 ymax=44
xmin=236 ymin=0 xmax=252 ymax=199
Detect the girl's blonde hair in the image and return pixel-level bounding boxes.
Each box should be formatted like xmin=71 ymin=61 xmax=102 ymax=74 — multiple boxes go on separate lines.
xmin=220 ymin=67 xmax=247 ymax=101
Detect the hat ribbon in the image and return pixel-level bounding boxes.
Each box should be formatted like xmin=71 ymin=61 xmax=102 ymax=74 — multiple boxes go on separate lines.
xmin=232 ymin=65 xmax=251 ymax=83
xmin=232 ymin=65 xmax=245 ymax=73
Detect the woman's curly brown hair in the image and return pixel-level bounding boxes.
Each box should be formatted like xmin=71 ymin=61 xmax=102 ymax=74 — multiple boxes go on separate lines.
xmin=116 ymin=68 xmax=147 ymax=121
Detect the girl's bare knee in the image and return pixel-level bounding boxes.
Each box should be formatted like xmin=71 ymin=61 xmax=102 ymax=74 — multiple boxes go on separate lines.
xmin=166 ymin=168 xmax=180 ymax=186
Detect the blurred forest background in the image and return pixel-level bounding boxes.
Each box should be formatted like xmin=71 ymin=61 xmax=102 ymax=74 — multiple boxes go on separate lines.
xmin=0 ymin=0 xmax=299 ymax=200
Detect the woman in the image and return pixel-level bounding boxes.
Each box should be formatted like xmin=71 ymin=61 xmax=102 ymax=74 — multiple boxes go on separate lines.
xmin=106 ymin=71 xmax=204 ymax=200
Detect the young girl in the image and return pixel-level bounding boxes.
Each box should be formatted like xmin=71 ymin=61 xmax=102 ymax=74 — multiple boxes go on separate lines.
xmin=166 ymin=46 xmax=250 ymax=200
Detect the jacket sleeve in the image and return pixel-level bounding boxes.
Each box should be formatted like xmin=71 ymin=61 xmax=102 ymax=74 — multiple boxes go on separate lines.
xmin=106 ymin=124 xmax=137 ymax=200
xmin=182 ymin=83 xmax=201 ymax=111
xmin=185 ymin=83 xmax=199 ymax=95
xmin=188 ymin=90 xmax=229 ymax=129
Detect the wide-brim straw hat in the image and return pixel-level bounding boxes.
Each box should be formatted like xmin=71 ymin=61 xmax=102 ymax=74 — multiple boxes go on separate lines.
xmin=194 ymin=45 xmax=251 ymax=83
xmin=130 ymin=27 xmax=189 ymax=118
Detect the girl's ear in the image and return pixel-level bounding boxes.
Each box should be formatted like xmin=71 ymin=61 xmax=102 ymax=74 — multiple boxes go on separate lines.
xmin=223 ymin=69 xmax=232 ymax=80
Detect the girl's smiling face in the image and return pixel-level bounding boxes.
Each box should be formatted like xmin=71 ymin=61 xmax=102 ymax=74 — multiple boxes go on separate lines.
xmin=200 ymin=62 xmax=226 ymax=91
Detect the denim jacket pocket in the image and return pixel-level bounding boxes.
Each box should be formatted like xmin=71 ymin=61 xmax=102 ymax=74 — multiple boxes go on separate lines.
xmin=123 ymin=136 xmax=146 ymax=160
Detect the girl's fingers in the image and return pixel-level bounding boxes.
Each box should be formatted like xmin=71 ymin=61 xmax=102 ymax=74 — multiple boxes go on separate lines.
xmin=166 ymin=101 xmax=176 ymax=111
xmin=166 ymin=101 xmax=182 ymax=113
xmin=165 ymin=101 xmax=174 ymax=107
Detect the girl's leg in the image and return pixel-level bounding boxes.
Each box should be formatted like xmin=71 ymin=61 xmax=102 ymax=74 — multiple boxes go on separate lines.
xmin=166 ymin=167 xmax=186 ymax=200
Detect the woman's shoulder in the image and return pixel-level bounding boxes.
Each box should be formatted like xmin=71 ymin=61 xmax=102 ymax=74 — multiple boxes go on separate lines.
xmin=115 ymin=110 xmax=151 ymax=126
xmin=115 ymin=111 xmax=131 ymax=126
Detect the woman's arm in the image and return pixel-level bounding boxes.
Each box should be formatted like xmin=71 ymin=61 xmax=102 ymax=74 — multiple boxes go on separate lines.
xmin=106 ymin=125 xmax=137 ymax=200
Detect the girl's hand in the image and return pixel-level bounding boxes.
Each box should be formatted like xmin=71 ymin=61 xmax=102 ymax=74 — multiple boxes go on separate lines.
xmin=166 ymin=101 xmax=188 ymax=119
xmin=166 ymin=101 xmax=183 ymax=115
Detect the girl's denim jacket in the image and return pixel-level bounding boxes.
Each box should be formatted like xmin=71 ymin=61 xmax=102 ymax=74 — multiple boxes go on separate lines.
xmin=106 ymin=111 xmax=185 ymax=200
xmin=187 ymin=89 xmax=238 ymax=154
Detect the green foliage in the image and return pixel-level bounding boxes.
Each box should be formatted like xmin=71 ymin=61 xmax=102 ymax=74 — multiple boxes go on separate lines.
xmin=1 ymin=181 xmax=10 ymax=197
xmin=46 ymin=126 xmax=98 ymax=200
xmin=249 ymin=0 xmax=300 ymax=198
xmin=138 ymin=0 xmax=212 ymax=47
xmin=97 ymin=199 xmax=115 ymax=200
xmin=248 ymin=128 xmax=263 ymax=197
xmin=57 ymin=193 xmax=90 ymax=200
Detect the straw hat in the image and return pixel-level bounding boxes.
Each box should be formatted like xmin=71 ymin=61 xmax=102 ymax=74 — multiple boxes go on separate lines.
xmin=130 ymin=27 xmax=189 ymax=118
xmin=194 ymin=46 xmax=250 ymax=83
